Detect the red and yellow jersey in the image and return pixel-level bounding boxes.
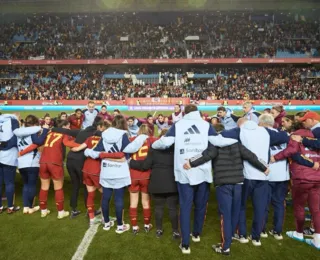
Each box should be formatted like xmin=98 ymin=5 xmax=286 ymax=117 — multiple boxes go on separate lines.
xmin=129 ymin=136 xmax=157 ymax=180
xmin=40 ymin=132 xmax=78 ymax=166
xmin=82 ymin=136 xmax=101 ymax=175
xmin=68 ymin=114 xmax=84 ymax=129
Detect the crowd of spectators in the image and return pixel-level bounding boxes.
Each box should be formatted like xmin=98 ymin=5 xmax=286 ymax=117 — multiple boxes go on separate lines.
xmin=0 ymin=66 xmax=319 ymax=101
xmin=0 ymin=13 xmax=319 ymax=60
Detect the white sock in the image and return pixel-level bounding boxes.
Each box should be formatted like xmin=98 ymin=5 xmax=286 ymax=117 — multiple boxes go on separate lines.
xmin=133 ymin=226 xmax=139 ymax=230
xmin=41 ymin=209 xmax=47 ymax=214
xmin=144 ymin=224 xmax=150 ymax=228
xmin=310 ymin=227 xmax=315 ymax=232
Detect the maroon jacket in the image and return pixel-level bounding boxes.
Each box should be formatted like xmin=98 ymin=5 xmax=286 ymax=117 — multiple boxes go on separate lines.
xmin=98 ymin=112 xmax=113 ymax=122
xmin=273 ymin=110 xmax=286 ymax=129
xmin=274 ymin=129 xmax=320 ymax=184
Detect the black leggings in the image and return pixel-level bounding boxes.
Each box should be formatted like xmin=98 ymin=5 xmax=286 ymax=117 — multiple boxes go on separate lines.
xmin=152 ymin=193 xmax=179 ymax=232
xmin=66 ymin=159 xmax=87 ymax=210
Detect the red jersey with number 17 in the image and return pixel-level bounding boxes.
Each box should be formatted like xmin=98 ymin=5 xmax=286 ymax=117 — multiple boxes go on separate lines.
xmin=129 ymin=137 xmax=157 ymax=180
xmin=40 ymin=132 xmax=78 ymax=166
xmin=82 ymin=136 xmax=101 ymax=175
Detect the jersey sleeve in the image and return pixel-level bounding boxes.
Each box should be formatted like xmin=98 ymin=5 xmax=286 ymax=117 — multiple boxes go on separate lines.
xmin=19 ymin=144 xmax=39 ymax=156
xmin=123 ymin=134 xmax=149 ymax=153
xmin=14 ymin=126 xmax=41 ymax=137
xmin=31 ymin=128 xmax=49 ymax=145
xmin=62 ymin=135 xmax=80 ymax=148
xmin=302 ymin=137 xmax=320 ymax=150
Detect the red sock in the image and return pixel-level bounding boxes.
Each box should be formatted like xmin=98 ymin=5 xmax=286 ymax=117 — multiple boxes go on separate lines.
xmin=129 ymin=207 xmax=138 ymax=226
xmin=39 ymin=189 xmax=48 ymax=210
xmin=87 ymin=191 xmax=95 ymax=220
xmin=143 ymin=208 xmax=151 ymax=225
xmin=55 ymin=189 xmax=64 ymax=211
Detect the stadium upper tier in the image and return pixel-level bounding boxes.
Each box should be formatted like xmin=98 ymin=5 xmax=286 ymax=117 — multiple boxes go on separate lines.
xmin=0 ymin=66 xmax=319 ymax=101
xmin=0 ymin=13 xmax=319 ymax=60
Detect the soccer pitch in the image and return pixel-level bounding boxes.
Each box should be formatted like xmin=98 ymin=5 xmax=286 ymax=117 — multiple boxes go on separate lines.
xmin=0 ymin=110 xmax=319 ymax=260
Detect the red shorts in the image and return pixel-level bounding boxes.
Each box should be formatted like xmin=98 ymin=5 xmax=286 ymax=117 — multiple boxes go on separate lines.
xmin=129 ymin=179 xmax=150 ymax=193
xmin=40 ymin=163 xmax=64 ymax=180
xmin=83 ymin=172 xmax=101 ymax=189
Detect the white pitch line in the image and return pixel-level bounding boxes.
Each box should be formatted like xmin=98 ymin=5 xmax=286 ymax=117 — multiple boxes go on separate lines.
xmin=152 ymin=111 xmax=157 ymax=117
xmin=71 ymin=224 xmax=99 ymax=260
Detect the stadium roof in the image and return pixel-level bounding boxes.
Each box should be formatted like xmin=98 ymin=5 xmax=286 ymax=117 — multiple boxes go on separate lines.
xmin=0 ymin=0 xmax=319 ymax=13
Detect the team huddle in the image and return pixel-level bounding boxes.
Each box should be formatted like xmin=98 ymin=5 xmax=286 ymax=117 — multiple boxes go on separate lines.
xmin=0 ymin=101 xmax=320 ymax=256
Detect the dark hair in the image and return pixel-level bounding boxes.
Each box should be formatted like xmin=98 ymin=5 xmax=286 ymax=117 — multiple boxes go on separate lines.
xmin=264 ymin=108 xmax=271 ymax=113
xmin=217 ymin=106 xmax=226 ymax=112
xmin=75 ymin=108 xmax=82 ymax=113
xmin=24 ymin=115 xmax=39 ymax=127
xmin=112 ymin=115 xmax=128 ymax=130
xmin=114 ymin=109 xmax=120 ymax=113
xmin=213 ymin=123 xmax=225 ymax=133
xmin=92 ymin=116 xmax=103 ymax=128
xmin=57 ymin=120 xmax=70 ymax=128
xmin=272 ymin=105 xmax=284 ymax=113
xmin=127 ymin=116 xmax=135 ymax=121
xmin=60 ymin=112 xmax=67 ymax=118
xmin=97 ymin=121 xmax=110 ymax=129
xmin=184 ymin=104 xmax=197 ymax=114
xmin=147 ymin=114 xmax=153 ymax=119
xmin=291 ymin=121 xmax=304 ymax=132
xmin=283 ymin=115 xmax=295 ymax=122
xmin=295 ymin=111 xmax=306 ymax=118
xmin=101 ymin=105 xmax=107 ymax=109
xmin=158 ymin=114 xmax=164 ymax=117
xmin=44 ymin=113 xmax=50 ymax=118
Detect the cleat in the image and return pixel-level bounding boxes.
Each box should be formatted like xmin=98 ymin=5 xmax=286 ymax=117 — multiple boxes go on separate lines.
xmin=41 ymin=209 xmax=51 ymax=218
xmin=28 ymin=206 xmax=40 ymax=214
xmin=70 ymin=210 xmax=81 ymax=219
xmin=172 ymin=231 xmax=181 ymax=240
xmin=303 ymin=227 xmax=315 ymax=237
xmin=89 ymin=217 xmax=102 ymax=227
xmin=249 ymin=236 xmax=261 ymax=247
xmin=23 ymin=207 xmax=30 ymax=214
xmin=305 ymin=239 xmax=320 ymax=250
xmin=133 ymin=227 xmax=140 ymax=235
xmin=269 ymin=230 xmax=283 ymax=240
xmin=191 ymin=233 xmax=200 ymax=242
xmin=156 ymin=230 xmax=163 ymax=238
xmin=116 ymin=224 xmax=130 ymax=234
xmin=179 ymin=244 xmax=191 ymax=254
xmin=144 ymin=224 xmax=153 ymax=233
xmin=0 ymin=206 xmax=7 ymax=214
xmin=232 ymin=234 xmax=249 ymax=243
xmin=261 ymin=231 xmax=268 ymax=238
xmin=57 ymin=211 xmax=70 ymax=219
xmin=286 ymin=231 xmax=305 ymax=242
xmin=7 ymin=206 xmax=20 ymax=214
xmin=103 ymin=220 xmax=115 ymax=231
xmin=212 ymin=244 xmax=230 ymax=256
xmin=94 ymin=209 xmax=102 ymax=216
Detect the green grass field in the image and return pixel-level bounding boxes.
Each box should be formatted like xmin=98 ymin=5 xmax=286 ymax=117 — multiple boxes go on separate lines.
xmin=0 ymin=110 xmax=319 ymax=260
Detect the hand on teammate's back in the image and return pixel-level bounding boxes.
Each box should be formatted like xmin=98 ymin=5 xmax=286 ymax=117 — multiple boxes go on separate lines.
xmin=183 ymin=159 xmax=191 ymax=170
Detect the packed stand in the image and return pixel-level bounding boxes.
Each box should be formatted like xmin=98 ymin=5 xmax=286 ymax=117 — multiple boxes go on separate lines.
xmin=0 ymin=13 xmax=319 ymax=60
xmin=0 ymin=66 xmax=319 ymax=101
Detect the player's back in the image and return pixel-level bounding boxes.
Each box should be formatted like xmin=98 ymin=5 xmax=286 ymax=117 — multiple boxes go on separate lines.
xmin=129 ymin=136 xmax=157 ymax=180
xmin=82 ymin=135 xmax=101 ymax=175
xmin=40 ymin=131 xmax=67 ymax=166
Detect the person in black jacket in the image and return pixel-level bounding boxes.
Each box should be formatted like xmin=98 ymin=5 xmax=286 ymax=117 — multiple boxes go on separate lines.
xmin=129 ymin=129 xmax=180 ymax=239
xmin=183 ymin=124 xmax=269 ymax=256
xmin=52 ymin=116 xmax=104 ymax=218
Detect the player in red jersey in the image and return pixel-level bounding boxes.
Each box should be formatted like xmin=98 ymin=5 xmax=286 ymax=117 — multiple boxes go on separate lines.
xmin=98 ymin=105 xmax=113 ymax=122
xmin=71 ymin=121 xmax=125 ymax=226
xmin=38 ymin=120 xmax=80 ymax=219
xmin=68 ymin=109 xmax=84 ymax=129
xmin=128 ymin=124 xmax=158 ymax=234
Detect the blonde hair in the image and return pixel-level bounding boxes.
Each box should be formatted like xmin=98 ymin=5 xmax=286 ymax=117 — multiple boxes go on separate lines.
xmin=159 ymin=128 xmax=169 ymax=137
xmin=138 ymin=124 xmax=151 ymax=136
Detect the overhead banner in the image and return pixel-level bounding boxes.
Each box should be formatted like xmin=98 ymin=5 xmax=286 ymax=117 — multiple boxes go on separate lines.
xmin=1 ymin=58 xmax=319 ymax=65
